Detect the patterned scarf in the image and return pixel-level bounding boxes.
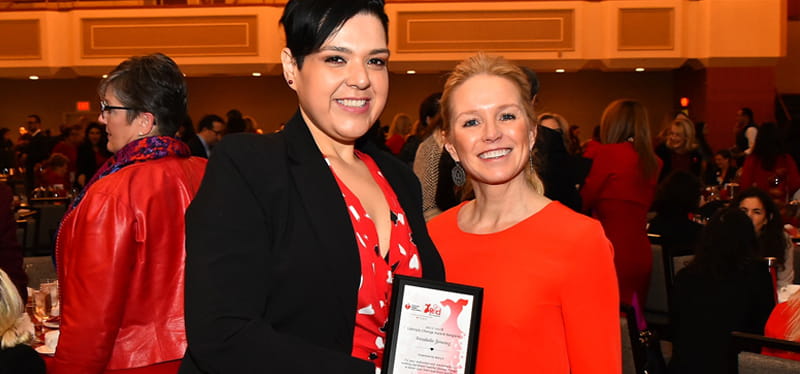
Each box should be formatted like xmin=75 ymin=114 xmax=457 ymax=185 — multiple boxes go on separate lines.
xmin=67 ymin=136 xmax=190 ymax=213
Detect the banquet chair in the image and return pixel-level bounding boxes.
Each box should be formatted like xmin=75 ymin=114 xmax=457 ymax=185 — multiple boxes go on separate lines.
xmin=621 ymin=304 xmax=646 ymax=374
xmin=23 ymin=255 xmax=56 ymax=289
xmin=732 ymin=331 xmax=800 ymax=374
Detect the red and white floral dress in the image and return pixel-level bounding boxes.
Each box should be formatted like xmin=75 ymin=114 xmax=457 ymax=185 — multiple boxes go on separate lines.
xmin=326 ymin=151 xmax=423 ymax=368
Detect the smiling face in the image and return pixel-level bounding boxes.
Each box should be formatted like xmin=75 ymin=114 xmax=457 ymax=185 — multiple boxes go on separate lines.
xmin=714 ymin=154 xmax=729 ymax=170
xmin=666 ymin=123 xmax=686 ymax=151
xmin=282 ymin=13 xmax=389 ymax=150
xmin=444 ymin=74 xmax=534 ymax=187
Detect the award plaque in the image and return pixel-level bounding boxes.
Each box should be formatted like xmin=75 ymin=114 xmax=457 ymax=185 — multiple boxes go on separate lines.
xmin=382 ymin=275 xmax=483 ymax=374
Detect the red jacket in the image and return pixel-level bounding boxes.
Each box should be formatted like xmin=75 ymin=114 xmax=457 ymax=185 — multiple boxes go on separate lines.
xmin=52 ymin=156 xmax=206 ymax=374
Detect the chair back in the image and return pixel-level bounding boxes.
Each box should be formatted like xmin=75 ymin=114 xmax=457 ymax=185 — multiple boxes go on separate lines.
xmin=738 ymin=352 xmax=800 ymax=374
xmin=732 ymin=331 xmax=800 ymax=374
xmin=23 ymin=255 xmax=56 ymax=289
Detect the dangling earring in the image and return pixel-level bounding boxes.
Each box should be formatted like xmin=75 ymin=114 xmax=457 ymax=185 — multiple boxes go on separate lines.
xmin=452 ymin=162 xmax=466 ymax=187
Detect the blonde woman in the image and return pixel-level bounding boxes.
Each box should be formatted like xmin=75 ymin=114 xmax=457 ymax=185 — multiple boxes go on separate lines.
xmin=0 ymin=269 xmax=44 ymax=373
xmin=428 ymin=53 xmax=619 ymax=372
xmin=655 ymin=118 xmax=702 ymax=181
xmin=385 ymin=112 xmax=413 ymax=154
xmin=764 ymin=288 xmax=800 ymax=361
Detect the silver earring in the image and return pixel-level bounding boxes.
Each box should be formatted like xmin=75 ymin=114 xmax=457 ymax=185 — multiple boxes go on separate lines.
xmin=452 ymin=162 xmax=466 ymax=187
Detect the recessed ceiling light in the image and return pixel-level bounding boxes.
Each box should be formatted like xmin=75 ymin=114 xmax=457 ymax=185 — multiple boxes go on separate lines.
xmin=251 ymin=72 xmax=262 ymax=77
xmin=555 ymin=69 xmax=565 ymax=73
xmin=28 ymin=75 xmax=39 ymax=80
xmin=101 ymin=74 xmax=108 ymax=79
xmin=635 ymin=67 xmax=645 ymax=72
xmin=406 ymin=70 xmax=416 ymax=75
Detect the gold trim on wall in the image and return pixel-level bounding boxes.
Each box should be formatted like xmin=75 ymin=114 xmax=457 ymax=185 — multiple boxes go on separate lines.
xmin=81 ymin=15 xmax=258 ymax=58
xmin=0 ymin=19 xmax=41 ymax=60
xmin=396 ymin=10 xmax=574 ymax=53
xmin=618 ymin=8 xmax=674 ymax=51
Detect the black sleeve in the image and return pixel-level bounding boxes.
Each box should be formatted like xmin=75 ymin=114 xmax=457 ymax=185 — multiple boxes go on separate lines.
xmin=182 ymin=135 xmax=374 ymax=374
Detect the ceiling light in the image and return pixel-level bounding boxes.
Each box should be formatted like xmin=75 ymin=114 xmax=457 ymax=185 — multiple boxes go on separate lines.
xmin=635 ymin=67 xmax=645 ymax=72
xmin=251 ymin=72 xmax=262 ymax=77
xmin=555 ymin=69 xmax=565 ymax=73
xmin=406 ymin=70 xmax=416 ymax=75
xmin=28 ymin=75 xmax=39 ymax=80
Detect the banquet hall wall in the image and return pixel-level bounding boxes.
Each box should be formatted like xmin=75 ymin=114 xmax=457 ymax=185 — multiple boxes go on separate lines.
xmin=0 ymin=69 xmax=675 ymax=146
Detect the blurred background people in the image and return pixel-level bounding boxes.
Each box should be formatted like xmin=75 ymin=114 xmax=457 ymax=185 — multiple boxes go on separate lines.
xmin=429 ymin=53 xmax=620 ymax=373
xmin=733 ymin=107 xmax=758 ymax=163
xmin=703 ymin=149 xmax=738 ymax=187
xmin=534 ymin=112 xmax=591 ymax=212
xmin=187 ymin=114 xmax=224 ymax=158
xmin=739 ymin=122 xmax=800 ymax=217
xmin=398 ymin=92 xmax=441 ymax=166
xmin=581 ymin=99 xmax=661 ymax=319
xmin=655 ymin=118 xmax=703 ymax=182
xmin=385 ymin=112 xmax=412 ymax=155
xmin=180 ymin=1 xmax=443 ymax=373
xmin=52 ymin=53 xmax=207 ymax=374
xmin=669 ymin=208 xmax=775 ymax=374
xmin=75 ymin=122 xmax=112 ymax=188
xmin=648 ymin=170 xmax=704 ymax=253
xmin=734 ymin=187 xmax=795 ymax=288
xmin=0 ymin=128 xmax=16 ymax=172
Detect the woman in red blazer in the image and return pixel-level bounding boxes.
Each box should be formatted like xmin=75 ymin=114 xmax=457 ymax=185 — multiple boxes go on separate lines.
xmin=581 ymin=99 xmax=661 ymax=316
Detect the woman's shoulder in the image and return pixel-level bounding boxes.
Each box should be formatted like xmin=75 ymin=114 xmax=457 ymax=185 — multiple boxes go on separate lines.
xmin=427 ymin=201 xmax=464 ymax=233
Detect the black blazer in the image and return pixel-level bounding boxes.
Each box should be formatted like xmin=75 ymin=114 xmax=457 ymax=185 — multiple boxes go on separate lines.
xmin=180 ymin=111 xmax=445 ymax=374
xmin=186 ymin=135 xmax=208 ymax=159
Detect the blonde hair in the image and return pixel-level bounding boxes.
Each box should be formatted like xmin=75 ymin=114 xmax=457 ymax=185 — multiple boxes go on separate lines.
xmin=440 ymin=53 xmax=543 ymax=194
xmin=667 ymin=118 xmax=698 ymax=153
xmin=600 ymin=99 xmax=659 ymax=179
xmin=0 ymin=269 xmax=33 ymax=349
xmin=785 ymin=288 xmax=800 ymax=341
xmin=387 ymin=113 xmax=414 ymax=139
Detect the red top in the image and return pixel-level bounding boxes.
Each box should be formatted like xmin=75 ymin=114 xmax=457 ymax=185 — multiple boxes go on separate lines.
xmin=327 ymin=151 xmax=422 ymax=368
xmin=428 ymin=201 xmax=621 ymax=373
xmin=763 ymin=301 xmax=800 ymax=361
xmin=740 ymin=154 xmax=800 ymax=202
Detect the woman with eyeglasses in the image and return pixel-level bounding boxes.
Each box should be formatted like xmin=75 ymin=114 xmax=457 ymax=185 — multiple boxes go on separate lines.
xmin=180 ymin=1 xmax=444 ymax=373
xmin=51 ymin=53 xmax=206 ymax=374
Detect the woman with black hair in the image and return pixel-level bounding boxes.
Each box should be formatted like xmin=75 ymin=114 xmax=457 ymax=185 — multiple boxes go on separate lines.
xmin=739 ymin=122 xmax=800 ymax=213
xmin=734 ymin=187 xmax=795 ymax=287
xmin=180 ymin=1 xmax=444 ymax=373
xmin=75 ymin=122 xmax=112 ymax=187
xmin=669 ymin=208 xmax=775 ymax=374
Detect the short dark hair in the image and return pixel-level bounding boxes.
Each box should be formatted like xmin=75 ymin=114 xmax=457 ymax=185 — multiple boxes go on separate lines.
xmin=27 ymin=115 xmax=41 ymax=124
xmin=418 ymin=92 xmax=441 ymax=127
xmin=98 ymin=53 xmax=187 ymax=138
xmin=519 ymin=66 xmax=540 ymax=98
xmin=740 ymin=107 xmax=754 ymax=123
xmin=653 ymin=170 xmax=702 ymax=217
xmin=280 ymin=0 xmax=389 ymax=69
xmin=197 ymin=114 xmax=224 ymax=132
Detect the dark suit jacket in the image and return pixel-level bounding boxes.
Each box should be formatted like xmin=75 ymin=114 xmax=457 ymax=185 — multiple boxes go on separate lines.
xmin=180 ymin=111 xmax=445 ymax=374
xmin=186 ymin=135 xmax=208 ymax=159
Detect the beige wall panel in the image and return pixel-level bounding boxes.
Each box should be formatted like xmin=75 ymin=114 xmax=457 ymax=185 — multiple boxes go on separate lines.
xmin=81 ymin=16 xmax=258 ymax=58
xmin=618 ymin=8 xmax=674 ymax=50
xmin=396 ymin=10 xmax=574 ymax=52
xmin=0 ymin=19 xmax=41 ymax=59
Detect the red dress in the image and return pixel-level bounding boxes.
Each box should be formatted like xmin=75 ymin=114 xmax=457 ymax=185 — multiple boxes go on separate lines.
xmin=327 ymin=151 xmax=422 ymax=368
xmin=582 ymin=142 xmax=660 ymax=312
